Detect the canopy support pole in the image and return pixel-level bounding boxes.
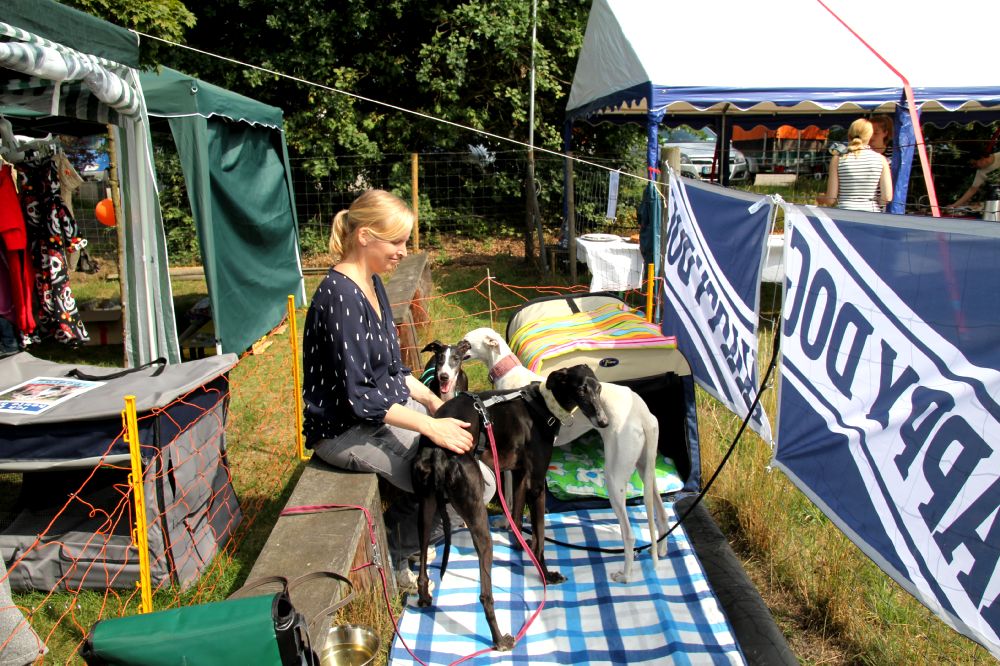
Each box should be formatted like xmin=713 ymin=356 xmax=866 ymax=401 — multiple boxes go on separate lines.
xmin=646 ymin=115 xmax=661 ymax=279
xmin=719 ymin=106 xmax=731 ymax=187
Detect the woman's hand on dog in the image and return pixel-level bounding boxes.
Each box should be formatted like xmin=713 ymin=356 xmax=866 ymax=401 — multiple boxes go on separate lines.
xmin=423 ymin=417 xmax=474 ymax=454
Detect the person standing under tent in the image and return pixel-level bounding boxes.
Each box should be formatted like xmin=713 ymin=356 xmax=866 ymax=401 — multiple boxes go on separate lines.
xmin=870 ymin=114 xmax=893 ymax=160
xmin=819 ymin=118 xmax=893 ymax=212
xmin=870 ymin=115 xmax=894 ymax=209
xmin=950 ymin=145 xmax=1000 ymax=209
xmin=300 ymin=189 xmax=495 ymax=592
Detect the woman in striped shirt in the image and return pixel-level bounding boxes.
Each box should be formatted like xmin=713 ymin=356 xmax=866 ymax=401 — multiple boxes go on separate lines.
xmin=820 ymin=118 xmax=893 ymax=212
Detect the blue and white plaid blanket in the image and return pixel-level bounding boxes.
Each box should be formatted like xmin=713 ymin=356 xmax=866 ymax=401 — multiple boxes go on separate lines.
xmin=390 ymin=504 xmax=746 ymax=665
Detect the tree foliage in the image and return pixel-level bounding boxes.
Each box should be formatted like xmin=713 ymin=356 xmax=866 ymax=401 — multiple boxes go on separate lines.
xmin=59 ymin=0 xmax=196 ymax=65
xmin=153 ymin=0 xmax=627 ymax=160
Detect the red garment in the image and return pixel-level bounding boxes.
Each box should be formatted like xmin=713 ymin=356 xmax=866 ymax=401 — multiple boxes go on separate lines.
xmin=0 ymin=164 xmax=35 ymax=335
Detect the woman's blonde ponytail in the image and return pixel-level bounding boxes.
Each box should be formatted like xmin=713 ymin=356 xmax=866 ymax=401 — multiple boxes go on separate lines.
xmin=329 ymin=210 xmax=351 ymax=262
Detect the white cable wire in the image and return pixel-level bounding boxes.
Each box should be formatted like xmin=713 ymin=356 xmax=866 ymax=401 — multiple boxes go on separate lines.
xmin=132 ymin=30 xmax=659 ymax=186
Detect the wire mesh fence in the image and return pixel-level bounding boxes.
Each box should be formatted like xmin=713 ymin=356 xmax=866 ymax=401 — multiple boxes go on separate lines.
xmin=74 ymin=149 xmax=648 ymax=266
xmin=290 ymin=150 xmax=644 ymax=260
xmin=70 ymin=136 xmax=1000 ymax=268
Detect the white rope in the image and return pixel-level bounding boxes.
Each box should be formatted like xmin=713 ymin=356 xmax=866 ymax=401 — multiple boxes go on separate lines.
xmin=132 ymin=30 xmax=659 ymax=187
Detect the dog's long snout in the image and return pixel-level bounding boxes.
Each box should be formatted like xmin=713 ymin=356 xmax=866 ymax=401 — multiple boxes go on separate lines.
xmin=591 ymin=402 xmax=610 ymax=428
xmin=588 ymin=383 xmax=610 ymax=428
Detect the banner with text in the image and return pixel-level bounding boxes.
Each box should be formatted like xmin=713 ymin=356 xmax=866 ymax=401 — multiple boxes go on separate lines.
xmin=775 ymin=205 xmax=1000 ymax=658
xmin=661 ymin=176 xmax=773 ymax=442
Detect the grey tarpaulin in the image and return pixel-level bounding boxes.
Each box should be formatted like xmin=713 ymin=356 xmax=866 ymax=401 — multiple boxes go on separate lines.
xmin=0 ymin=352 xmax=242 ymax=591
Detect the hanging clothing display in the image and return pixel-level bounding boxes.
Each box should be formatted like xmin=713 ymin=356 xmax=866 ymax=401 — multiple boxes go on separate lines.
xmin=18 ymin=153 xmax=88 ymax=344
xmin=54 ymin=151 xmax=83 ymax=217
xmin=0 ymin=162 xmax=34 ymax=339
xmin=54 ymin=151 xmax=85 ymax=271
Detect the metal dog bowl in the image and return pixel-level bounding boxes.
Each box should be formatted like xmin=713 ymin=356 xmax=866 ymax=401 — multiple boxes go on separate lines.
xmin=320 ymin=624 xmax=380 ymax=666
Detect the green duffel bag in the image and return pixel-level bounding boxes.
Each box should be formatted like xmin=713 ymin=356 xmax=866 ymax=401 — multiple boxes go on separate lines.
xmin=80 ymin=572 xmax=353 ymax=666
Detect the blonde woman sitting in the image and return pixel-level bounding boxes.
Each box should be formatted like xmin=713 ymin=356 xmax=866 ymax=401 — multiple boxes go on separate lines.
xmin=819 ymin=118 xmax=893 ymax=212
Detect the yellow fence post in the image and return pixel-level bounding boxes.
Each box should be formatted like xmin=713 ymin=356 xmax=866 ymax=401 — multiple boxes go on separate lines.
xmin=288 ymin=295 xmax=308 ymax=460
xmin=123 ymin=395 xmax=153 ymax=614
xmin=646 ymin=263 xmax=655 ymax=323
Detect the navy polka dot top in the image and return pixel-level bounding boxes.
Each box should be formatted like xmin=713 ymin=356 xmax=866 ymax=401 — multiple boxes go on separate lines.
xmin=302 ymin=268 xmax=410 ymax=446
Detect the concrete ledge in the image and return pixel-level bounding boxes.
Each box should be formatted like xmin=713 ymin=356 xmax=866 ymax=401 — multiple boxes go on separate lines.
xmin=385 ymin=252 xmax=432 ymax=372
xmin=245 ymin=459 xmax=395 ymax=625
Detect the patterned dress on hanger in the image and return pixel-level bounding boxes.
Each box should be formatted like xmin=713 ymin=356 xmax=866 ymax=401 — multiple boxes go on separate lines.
xmin=18 ymin=154 xmax=89 ymax=344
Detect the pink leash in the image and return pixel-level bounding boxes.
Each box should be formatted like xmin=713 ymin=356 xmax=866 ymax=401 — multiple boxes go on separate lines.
xmin=453 ymin=421 xmax=549 ymax=662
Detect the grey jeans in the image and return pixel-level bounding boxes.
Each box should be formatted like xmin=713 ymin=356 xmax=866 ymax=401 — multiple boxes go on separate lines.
xmin=312 ymin=398 xmax=426 ymax=493
xmin=312 ymin=398 xmax=496 ymax=568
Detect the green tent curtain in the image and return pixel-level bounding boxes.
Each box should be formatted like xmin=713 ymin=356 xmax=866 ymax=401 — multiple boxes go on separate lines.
xmin=140 ymin=67 xmax=304 ymax=355
xmin=168 ymin=116 xmax=304 ymax=354
xmin=3 ymin=0 xmax=139 ymax=69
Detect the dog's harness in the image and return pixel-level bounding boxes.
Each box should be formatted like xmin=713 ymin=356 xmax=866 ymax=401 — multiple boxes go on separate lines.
xmin=464 ymin=384 xmax=574 ymax=458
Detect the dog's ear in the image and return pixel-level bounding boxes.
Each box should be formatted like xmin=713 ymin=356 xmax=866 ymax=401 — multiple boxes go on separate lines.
xmin=544 ymin=367 xmax=567 ymax=390
xmin=456 ymin=339 xmax=472 ymax=359
xmin=485 ymin=334 xmax=500 ymax=349
xmin=422 ymin=340 xmax=444 ymax=354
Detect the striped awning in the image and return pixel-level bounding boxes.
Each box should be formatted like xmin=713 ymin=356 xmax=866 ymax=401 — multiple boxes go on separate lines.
xmin=0 ymin=21 xmax=139 ymax=120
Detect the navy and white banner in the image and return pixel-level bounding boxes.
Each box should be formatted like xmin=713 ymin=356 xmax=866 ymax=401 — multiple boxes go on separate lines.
xmin=661 ymin=175 xmax=773 ymax=443
xmin=775 ymin=205 xmax=1000 ymax=658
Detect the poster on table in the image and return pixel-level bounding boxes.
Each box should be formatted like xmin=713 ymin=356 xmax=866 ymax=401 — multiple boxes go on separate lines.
xmin=660 ymin=175 xmax=773 ymax=442
xmin=0 ymin=377 xmax=103 ymax=415
xmin=774 ymin=204 xmax=1000 ymax=658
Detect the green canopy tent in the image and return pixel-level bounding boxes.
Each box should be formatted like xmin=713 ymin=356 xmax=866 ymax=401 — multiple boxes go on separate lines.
xmin=1 ymin=0 xmax=305 ymax=360
xmin=1 ymin=0 xmax=181 ymax=366
xmin=140 ymin=66 xmax=305 ymax=356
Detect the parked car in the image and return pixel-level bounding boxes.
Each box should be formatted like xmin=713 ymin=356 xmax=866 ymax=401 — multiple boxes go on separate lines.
xmin=661 ymin=127 xmax=749 ymax=182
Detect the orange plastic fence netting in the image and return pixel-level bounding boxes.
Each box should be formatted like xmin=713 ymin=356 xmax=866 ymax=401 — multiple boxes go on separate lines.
xmin=0 ymin=317 xmax=302 ymax=663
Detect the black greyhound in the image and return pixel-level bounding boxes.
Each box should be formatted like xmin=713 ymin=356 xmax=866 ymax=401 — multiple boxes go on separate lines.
xmin=411 ymin=364 xmax=609 ymax=651
xmin=420 ymin=340 xmax=470 ymax=401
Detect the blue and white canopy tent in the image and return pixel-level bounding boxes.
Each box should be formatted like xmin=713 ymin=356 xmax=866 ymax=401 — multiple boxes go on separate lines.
xmin=567 ymin=0 xmax=1000 ymax=659
xmin=566 ymin=0 xmax=1000 ymax=213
